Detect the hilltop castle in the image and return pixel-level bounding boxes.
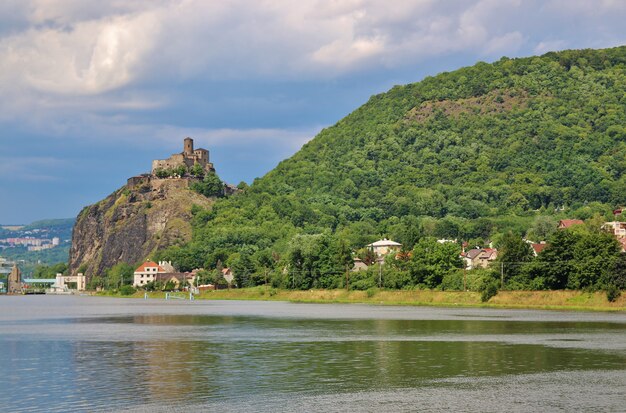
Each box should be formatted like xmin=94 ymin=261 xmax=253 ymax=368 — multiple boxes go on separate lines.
xmin=151 ymin=137 xmax=215 ymax=175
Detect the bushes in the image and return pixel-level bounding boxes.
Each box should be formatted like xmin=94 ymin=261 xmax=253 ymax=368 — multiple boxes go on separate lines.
xmin=480 ymin=282 xmax=499 ymax=302
xmin=119 ymin=285 xmax=136 ymax=296
xmin=606 ymin=285 xmax=621 ymax=302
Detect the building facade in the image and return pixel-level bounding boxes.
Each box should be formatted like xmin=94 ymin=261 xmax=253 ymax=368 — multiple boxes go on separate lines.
xmin=151 ymin=137 xmax=214 ymax=175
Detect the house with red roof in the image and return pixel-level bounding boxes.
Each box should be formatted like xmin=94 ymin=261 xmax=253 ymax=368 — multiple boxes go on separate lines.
xmin=558 ymin=219 xmax=584 ymax=229
xmin=463 ymin=248 xmax=498 ymax=269
xmin=133 ymin=261 xmax=172 ymax=287
xmin=530 ymin=242 xmax=548 ymax=256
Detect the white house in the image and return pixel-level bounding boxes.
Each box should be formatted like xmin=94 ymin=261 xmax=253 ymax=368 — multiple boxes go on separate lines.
xmin=133 ymin=261 xmax=168 ymax=287
xmin=367 ymin=238 xmax=402 ymax=257
xmin=602 ymin=221 xmax=626 ymax=238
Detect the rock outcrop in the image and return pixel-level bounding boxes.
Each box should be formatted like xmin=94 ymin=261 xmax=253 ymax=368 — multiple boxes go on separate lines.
xmin=69 ymin=177 xmax=213 ymax=279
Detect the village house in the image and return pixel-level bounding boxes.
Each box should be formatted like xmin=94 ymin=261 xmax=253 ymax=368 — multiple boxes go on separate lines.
xmin=530 ymin=242 xmax=548 ymax=257
xmin=151 ymin=272 xmax=196 ymax=289
xmin=463 ymin=248 xmax=498 ymax=269
xmin=602 ymin=221 xmax=626 ymax=252
xmin=558 ymin=219 xmax=584 ymax=229
xmin=366 ymin=239 xmax=402 ymax=257
xmin=221 ymin=268 xmax=234 ymax=284
xmin=351 ymin=257 xmax=369 ymax=272
xmin=133 ymin=260 xmax=176 ymax=287
xmin=602 ymin=221 xmax=626 ymax=238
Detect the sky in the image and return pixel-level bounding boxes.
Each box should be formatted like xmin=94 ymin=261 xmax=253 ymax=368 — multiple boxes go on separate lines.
xmin=1 ymin=0 xmax=626 ymax=224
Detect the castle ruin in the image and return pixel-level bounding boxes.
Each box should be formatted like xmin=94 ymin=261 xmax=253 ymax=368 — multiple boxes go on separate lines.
xmin=151 ymin=137 xmax=214 ymax=175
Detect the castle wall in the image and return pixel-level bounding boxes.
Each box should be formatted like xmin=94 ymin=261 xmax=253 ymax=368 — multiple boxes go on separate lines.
xmin=152 ymin=154 xmax=186 ymax=173
xmin=127 ymin=175 xmax=151 ymax=189
xmin=151 ymin=139 xmax=215 ymax=175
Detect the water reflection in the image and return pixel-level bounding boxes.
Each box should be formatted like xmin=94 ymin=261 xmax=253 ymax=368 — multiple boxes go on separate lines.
xmin=0 ymin=300 xmax=624 ymax=412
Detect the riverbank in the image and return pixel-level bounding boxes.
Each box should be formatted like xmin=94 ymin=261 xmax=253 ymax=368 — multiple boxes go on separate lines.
xmin=132 ymin=288 xmax=626 ymax=311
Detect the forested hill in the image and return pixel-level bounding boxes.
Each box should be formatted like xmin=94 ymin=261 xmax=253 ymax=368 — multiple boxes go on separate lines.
xmin=157 ymin=46 xmax=626 ymax=277
xmin=259 ymin=46 xmax=626 ymax=214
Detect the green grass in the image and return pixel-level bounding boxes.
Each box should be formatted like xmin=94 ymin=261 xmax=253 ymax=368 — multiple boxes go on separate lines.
xmin=116 ymin=287 xmax=626 ymax=311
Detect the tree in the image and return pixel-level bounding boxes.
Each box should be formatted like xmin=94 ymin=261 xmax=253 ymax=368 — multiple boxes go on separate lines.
xmin=286 ymin=233 xmax=352 ymax=289
xmin=526 ymin=216 xmax=556 ymax=241
xmin=569 ymin=231 xmax=621 ymax=290
xmin=105 ymin=263 xmax=135 ymax=289
xmin=409 ymin=238 xmax=463 ymax=288
xmin=496 ymin=232 xmax=534 ymax=289
xmin=190 ymin=172 xmax=224 ymax=198
xmin=230 ymin=251 xmax=256 ymax=287
xmin=190 ymin=163 xmax=205 ymax=178
xmin=174 ymin=165 xmax=187 ymax=177
xmin=154 ymin=168 xmax=169 ymax=178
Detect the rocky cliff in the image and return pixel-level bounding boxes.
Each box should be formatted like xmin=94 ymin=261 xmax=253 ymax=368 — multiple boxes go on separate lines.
xmin=69 ymin=176 xmax=213 ymax=278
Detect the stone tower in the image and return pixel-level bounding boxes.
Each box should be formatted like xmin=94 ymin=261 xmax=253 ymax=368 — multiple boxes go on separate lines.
xmin=184 ymin=137 xmax=194 ymax=156
xmin=7 ymin=264 xmax=21 ymax=294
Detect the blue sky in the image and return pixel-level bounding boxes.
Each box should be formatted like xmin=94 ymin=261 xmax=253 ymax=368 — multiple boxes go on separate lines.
xmin=1 ymin=0 xmax=626 ymax=224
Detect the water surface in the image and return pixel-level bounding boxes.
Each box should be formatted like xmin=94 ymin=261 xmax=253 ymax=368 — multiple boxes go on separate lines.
xmin=0 ymin=296 xmax=624 ymax=412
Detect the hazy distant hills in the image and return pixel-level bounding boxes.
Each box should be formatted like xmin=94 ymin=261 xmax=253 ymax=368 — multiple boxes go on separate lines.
xmin=0 ymin=218 xmax=74 ymax=269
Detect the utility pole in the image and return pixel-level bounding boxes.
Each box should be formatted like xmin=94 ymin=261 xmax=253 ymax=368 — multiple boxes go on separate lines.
xmin=264 ymin=267 xmax=268 ymax=291
xmin=378 ymin=261 xmax=382 ymax=288
xmin=345 ymin=265 xmax=349 ymax=291
xmin=500 ymin=262 xmax=504 ymax=289
xmin=463 ymin=266 xmax=467 ymax=291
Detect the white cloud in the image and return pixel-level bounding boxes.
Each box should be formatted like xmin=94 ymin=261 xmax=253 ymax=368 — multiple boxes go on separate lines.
xmin=0 ymin=10 xmax=160 ymax=96
xmin=1 ymin=0 xmax=625 ymax=138
xmin=484 ymin=32 xmax=524 ymax=55
xmin=534 ymin=40 xmax=567 ymax=55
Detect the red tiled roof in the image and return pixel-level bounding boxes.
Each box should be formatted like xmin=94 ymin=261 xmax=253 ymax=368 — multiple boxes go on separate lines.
xmin=465 ymin=249 xmax=482 ymax=259
xmin=531 ymin=243 xmax=548 ymax=254
xmin=478 ymin=249 xmax=498 ymax=260
xmin=558 ymin=219 xmax=584 ymax=228
xmin=134 ymin=261 xmax=165 ymax=273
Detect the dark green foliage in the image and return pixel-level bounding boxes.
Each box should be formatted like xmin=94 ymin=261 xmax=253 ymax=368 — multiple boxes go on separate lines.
xmin=190 ymin=163 xmax=205 ymax=178
xmin=87 ymin=275 xmax=104 ymax=290
xmin=481 ymin=282 xmax=499 ymax=302
xmin=606 ymin=284 xmax=620 ymax=302
xmin=174 ymin=165 xmax=187 ymax=177
xmin=119 ymin=285 xmax=135 ymax=296
xmin=190 ymin=172 xmax=224 ymax=198
xmin=33 ymin=262 xmax=67 ymax=278
xmin=497 ymin=232 xmax=534 ymax=289
xmin=286 ymin=232 xmax=353 ymax=289
xmin=154 ymin=168 xmax=169 ymax=178
xmin=408 ymin=238 xmax=463 ymax=288
xmin=105 ymin=263 xmax=134 ymax=289
xmin=520 ymin=226 xmax=622 ymax=291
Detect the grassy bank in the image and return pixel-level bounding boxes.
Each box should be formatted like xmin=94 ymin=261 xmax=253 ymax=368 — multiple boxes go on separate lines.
xmin=133 ymin=288 xmax=625 ymax=311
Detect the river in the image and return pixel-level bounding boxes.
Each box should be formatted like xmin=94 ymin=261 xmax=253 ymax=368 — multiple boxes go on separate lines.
xmin=0 ymin=295 xmax=624 ymax=412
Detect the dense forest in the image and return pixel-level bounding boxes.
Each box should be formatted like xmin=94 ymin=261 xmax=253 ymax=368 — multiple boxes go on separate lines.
xmin=146 ymin=46 xmax=626 ymax=294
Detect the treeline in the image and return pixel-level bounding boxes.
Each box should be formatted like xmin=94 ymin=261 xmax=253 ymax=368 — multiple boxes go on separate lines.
xmin=152 ymin=212 xmax=625 ymax=296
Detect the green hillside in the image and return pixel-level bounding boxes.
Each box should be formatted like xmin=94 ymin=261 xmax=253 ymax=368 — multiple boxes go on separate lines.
xmin=155 ymin=46 xmax=626 ymax=289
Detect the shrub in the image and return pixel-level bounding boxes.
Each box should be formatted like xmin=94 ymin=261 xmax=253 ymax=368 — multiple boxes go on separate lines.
xmin=606 ymin=285 xmax=621 ymax=302
xmin=441 ymin=271 xmax=463 ymax=291
xmin=119 ymin=285 xmax=136 ymax=296
xmin=480 ymin=282 xmax=498 ymax=302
